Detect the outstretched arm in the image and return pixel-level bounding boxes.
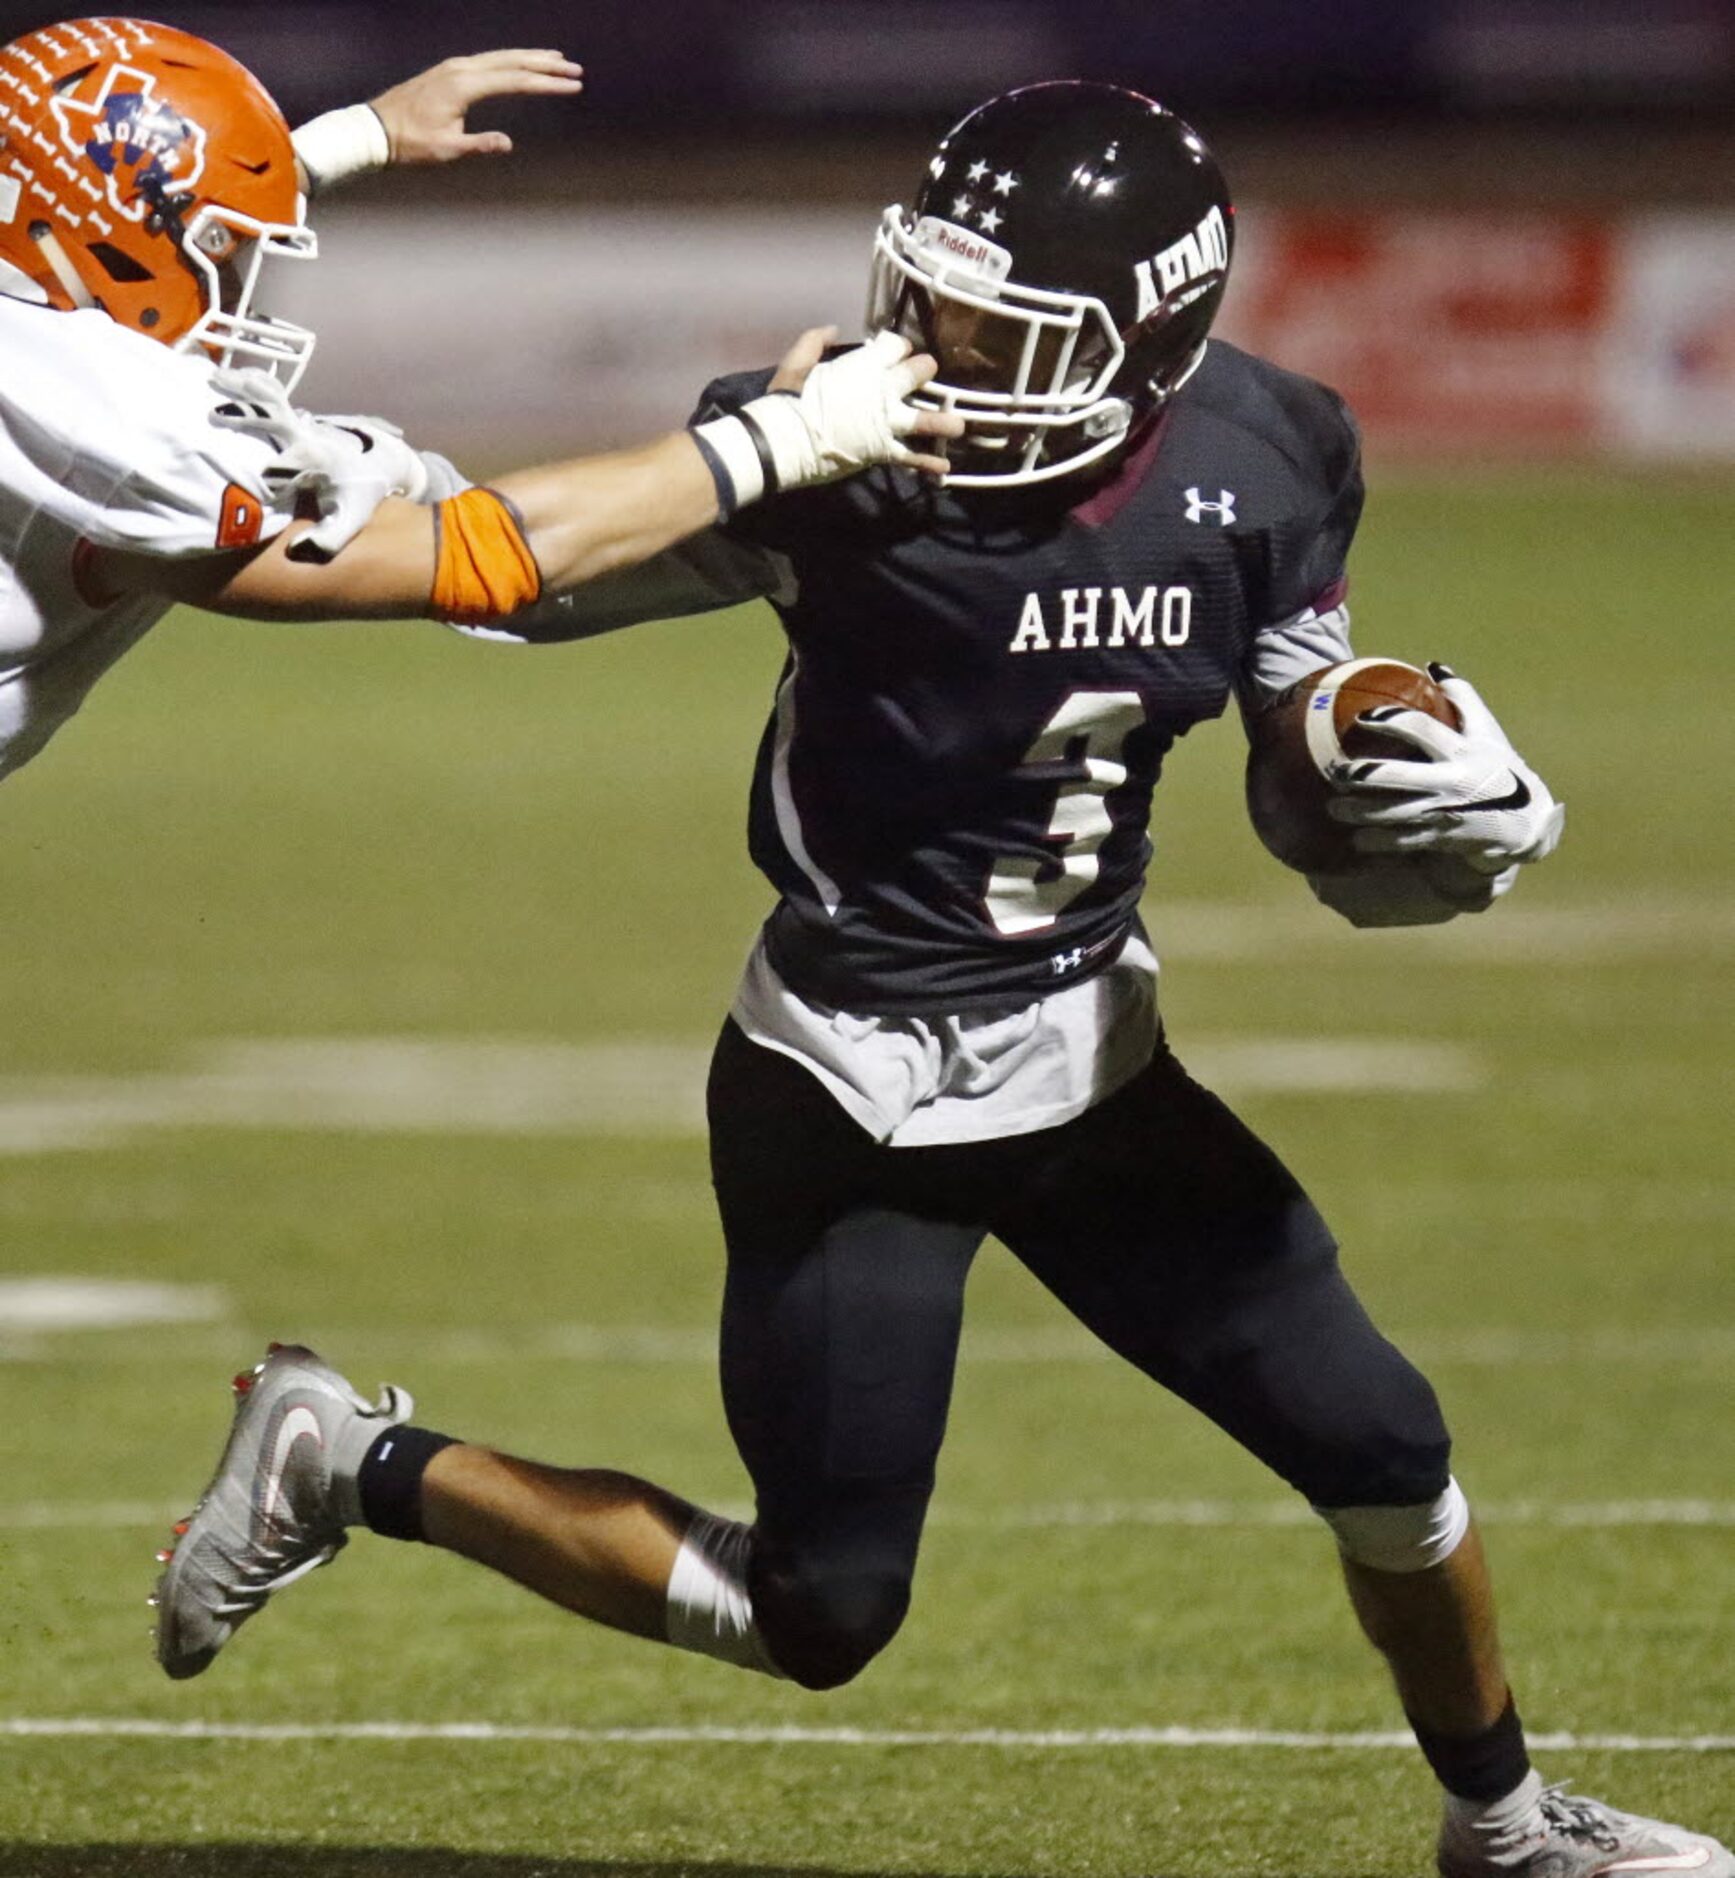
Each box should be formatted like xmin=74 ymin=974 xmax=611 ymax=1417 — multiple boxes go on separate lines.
xmin=91 ymin=333 xmax=961 ymax=626
xmin=197 ymin=429 xmax=730 ymax=623
xmin=293 ymin=48 xmax=585 ymax=195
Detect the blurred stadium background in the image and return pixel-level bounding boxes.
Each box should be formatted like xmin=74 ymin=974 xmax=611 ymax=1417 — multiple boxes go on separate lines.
xmin=0 ymin=3 xmax=1730 ymax=1874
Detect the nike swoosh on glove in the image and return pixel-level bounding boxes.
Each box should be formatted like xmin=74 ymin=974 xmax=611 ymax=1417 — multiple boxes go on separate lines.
xmin=1324 ymin=665 xmax=1565 ymax=874
xmin=211 ymin=369 xmax=436 ymax=562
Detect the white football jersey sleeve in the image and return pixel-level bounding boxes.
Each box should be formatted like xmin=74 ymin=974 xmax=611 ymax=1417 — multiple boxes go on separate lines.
xmin=0 ymin=298 xmax=297 ymax=782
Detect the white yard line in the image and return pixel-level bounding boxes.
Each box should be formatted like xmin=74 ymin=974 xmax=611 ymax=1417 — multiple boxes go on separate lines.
xmin=1149 ymin=896 xmax=1735 ymax=964
xmin=0 ymin=1033 xmax=1486 ymax=1157
xmin=940 ymin=1499 xmax=1735 ymax=1532
xmin=0 ymin=1501 xmax=187 ymax=1530
xmin=8 ymin=1499 xmax=1731 ymax=1533
xmin=0 ymin=896 xmax=1724 ymax=1157
xmin=0 ymin=1279 xmax=225 ymax=1333
xmin=0 ymin=1718 xmax=1729 ymax=1752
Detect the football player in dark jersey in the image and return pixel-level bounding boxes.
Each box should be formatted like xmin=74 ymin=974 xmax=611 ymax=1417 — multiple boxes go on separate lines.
xmin=156 ymin=84 xmax=1730 ymax=1878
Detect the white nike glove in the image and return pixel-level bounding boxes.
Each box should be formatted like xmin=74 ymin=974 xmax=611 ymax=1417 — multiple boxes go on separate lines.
xmin=1325 ymin=666 xmax=1565 ymax=874
xmin=211 ymin=369 xmax=452 ymax=562
xmin=691 ymin=332 xmax=953 ymax=511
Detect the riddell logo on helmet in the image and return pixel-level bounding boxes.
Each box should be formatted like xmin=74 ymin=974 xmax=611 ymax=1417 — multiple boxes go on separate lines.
xmin=912 ymin=216 xmax=1013 ymax=283
xmin=49 ymin=64 xmax=208 ymax=223
xmin=929 ymin=223 xmax=994 ymax=268
xmin=1133 ymin=205 xmax=1229 ymax=322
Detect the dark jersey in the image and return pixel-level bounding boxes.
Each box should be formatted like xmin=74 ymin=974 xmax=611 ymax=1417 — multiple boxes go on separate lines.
xmin=690 ymin=340 xmax=1363 ymax=1016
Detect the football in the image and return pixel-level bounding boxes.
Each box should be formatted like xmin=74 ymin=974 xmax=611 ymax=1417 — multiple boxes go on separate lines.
xmin=1245 ymin=658 xmax=1463 ymax=873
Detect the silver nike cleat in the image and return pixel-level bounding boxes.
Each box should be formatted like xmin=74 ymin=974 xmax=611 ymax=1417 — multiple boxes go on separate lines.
xmin=153 ymin=1342 xmax=412 ymax=1680
xmin=1439 ymin=1783 xmax=1735 ymax=1878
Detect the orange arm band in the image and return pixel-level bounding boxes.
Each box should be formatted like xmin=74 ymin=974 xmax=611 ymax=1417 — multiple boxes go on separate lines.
xmin=430 ymin=488 xmax=544 ymax=626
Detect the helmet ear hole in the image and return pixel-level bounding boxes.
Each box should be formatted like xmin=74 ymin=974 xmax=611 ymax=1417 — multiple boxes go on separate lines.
xmin=89 ymin=241 xmax=155 ymax=284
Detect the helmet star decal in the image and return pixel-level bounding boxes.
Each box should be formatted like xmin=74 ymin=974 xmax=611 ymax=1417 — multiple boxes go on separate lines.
xmin=49 ymin=62 xmax=208 ymax=223
xmin=947 ymin=175 xmax=1018 ymax=235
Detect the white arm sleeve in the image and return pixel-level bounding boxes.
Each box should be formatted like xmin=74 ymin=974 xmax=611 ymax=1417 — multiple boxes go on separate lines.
xmin=1238 ymin=600 xmax=1355 ymax=708
xmin=452 ymin=529 xmax=793 ymax=645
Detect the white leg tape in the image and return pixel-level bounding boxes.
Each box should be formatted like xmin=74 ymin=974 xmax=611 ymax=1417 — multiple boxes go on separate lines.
xmin=1316 ymin=1477 xmax=1471 ymax=1573
xmin=664 ymin=1511 xmax=786 ymax=1677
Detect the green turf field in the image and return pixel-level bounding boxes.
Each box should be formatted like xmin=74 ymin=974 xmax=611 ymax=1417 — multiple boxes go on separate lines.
xmin=0 ymin=470 xmax=1729 ymax=1876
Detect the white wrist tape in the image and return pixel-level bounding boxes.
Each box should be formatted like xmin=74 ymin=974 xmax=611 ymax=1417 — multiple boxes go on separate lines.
xmin=689 ymin=336 xmax=932 ymax=515
xmin=664 ymin=1512 xmax=786 ymax=1676
xmin=292 ymin=104 xmax=391 ymax=195
xmin=690 ymin=390 xmax=854 ymax=517
xmin=690 ymin=409 xmax=776 ymax=514
xmin=1316 ymin=1477 xmax=1472 ymax=1573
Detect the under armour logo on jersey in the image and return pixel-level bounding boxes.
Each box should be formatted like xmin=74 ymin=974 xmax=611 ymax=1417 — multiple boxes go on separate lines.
xmin=1184 ymin=487 xmax=1237 ymax=526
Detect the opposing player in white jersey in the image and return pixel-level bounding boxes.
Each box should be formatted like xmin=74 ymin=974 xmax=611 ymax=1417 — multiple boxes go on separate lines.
xmin=0 ymin=18 xmax=960 ymax=783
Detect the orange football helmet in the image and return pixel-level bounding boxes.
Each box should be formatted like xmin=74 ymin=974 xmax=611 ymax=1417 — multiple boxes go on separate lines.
xmin=0 ymin=16 xmax=317 ymax=385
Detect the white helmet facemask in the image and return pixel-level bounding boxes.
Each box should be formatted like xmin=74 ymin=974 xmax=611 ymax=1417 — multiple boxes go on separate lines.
xmin=176 ymin=203 xmax=318 ymax=393
xmin=868 ymin=205 xmax=1146 ymax=488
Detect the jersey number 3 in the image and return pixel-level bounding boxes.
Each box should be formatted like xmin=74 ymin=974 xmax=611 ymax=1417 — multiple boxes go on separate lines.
xmin=986 ymin=689 xmax=1146 ymax=937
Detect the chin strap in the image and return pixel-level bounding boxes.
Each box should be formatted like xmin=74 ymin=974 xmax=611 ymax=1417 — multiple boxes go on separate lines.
xmin=28 ymin=224 xmax=95 ymax=309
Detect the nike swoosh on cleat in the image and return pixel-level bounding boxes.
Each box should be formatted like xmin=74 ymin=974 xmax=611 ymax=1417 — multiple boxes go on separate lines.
xmin=258 ymin=1404 xmax=324 ymax=1538
xmin=1453 ymin=774 xmax=1531 ymax=814
xmin=1603 ymin=1854 xmax=1714 ymax=1873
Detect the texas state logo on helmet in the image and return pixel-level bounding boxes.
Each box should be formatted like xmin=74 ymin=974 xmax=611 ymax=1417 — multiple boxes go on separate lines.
xmin=0 ymin=17 xmax=318 ymax=387
xmin=49 ymin=51 xmax=211 ymax=223
xmin=868 ymin=81 xmax=1235 ymax=487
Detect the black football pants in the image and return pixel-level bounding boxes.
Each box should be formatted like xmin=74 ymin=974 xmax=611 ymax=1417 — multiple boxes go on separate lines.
xmin=705 ymin=1017 xmax=1451 ymax=1690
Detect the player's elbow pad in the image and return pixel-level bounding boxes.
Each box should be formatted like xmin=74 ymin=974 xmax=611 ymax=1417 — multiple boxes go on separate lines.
xmin=430 ymin=489 xmax=544 ymax=627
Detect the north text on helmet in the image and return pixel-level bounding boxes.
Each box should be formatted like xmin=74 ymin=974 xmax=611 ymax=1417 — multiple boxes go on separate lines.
xmin=1133 ymin=206 xmax=1229 ymax=323
xmin=48 ymin=63 xmax=209 ymax=225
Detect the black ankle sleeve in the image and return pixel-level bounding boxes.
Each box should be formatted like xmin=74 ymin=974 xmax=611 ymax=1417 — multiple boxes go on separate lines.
xmin=357 ymin=1424 xmax=457 ymax=1543
xmin=1408 ymin=1693 xmax=1531 ymax=1802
